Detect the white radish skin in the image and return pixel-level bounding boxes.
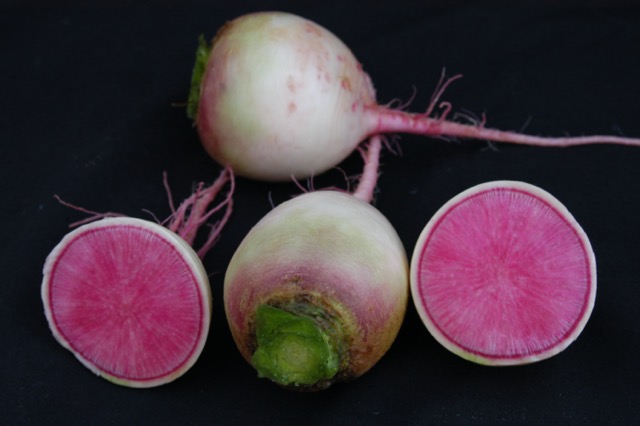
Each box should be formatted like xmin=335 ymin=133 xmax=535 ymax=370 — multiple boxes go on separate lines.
xmin=410 ymin=181 xmax=597 ymax=365
xmin=196 ymin=12 xmax=375 ymax=181
xmin=194 ymin=11 xmax=640 ymax=183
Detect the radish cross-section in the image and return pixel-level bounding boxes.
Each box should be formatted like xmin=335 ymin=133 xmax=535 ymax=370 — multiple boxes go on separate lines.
xmin=410 ymin=181 xmax=596 ymax=365
xmin=42 ymin=168 xmax=233 ymax=387
xmin=42 ymin=218 xmax=211 ymax=387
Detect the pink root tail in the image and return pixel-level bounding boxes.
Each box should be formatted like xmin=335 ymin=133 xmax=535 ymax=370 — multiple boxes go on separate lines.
xmin=352 ymin=135 xmax=382 ymax=204
xmin=370 ymin=106 xmax=640 ymax=148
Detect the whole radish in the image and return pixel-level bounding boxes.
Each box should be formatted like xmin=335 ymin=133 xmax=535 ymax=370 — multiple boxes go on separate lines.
xmin=223 ymin=190 xmax=408 ymax=390
xmin=189 ymin=11 xmax=640 ymax=182
xmin=42 ymin=169 xmax=234 ymax=388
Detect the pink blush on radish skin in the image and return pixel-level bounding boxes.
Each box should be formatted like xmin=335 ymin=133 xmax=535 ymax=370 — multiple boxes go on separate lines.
xmin=410 ymin=181 xmax=596 ymax=366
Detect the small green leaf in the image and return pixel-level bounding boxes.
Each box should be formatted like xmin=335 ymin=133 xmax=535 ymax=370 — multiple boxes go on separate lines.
xmin=187 ymin=34 xmax=211 ymax=120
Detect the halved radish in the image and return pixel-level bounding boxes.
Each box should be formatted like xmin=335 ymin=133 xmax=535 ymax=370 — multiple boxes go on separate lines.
xmin=42 ymin=217 xmax=212 ymax=387
xmin=42 ymin=169 xmax=233 ymax=387
xmin=410 ymin=181 xmax=596 ymax=365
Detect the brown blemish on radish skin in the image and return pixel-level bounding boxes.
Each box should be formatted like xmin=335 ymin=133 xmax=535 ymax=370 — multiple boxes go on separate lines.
xmin=341 ymin=76 xmax=352 ymax=92
xmin=303 ymin=21 xmax=323 ymax=37
xmin=286 ymin=75 xmax=297 ymax=93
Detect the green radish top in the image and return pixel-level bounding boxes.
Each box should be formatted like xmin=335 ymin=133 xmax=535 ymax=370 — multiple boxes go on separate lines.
xmin=187 ymin=35 xmax=211 ymax=120
xmin=251 ymin=304 xmax=342 ymax=388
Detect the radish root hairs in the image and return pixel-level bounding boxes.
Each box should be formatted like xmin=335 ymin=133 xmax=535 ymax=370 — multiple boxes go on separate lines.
xmin=164 ymin=166 xmax=235 ymax=258
xmin=368 ymin=70 xmax=640 ymax=148
xmin=55 ymin=166 xmax=234 ymax=259
xmin=286 ymin=135 xmax=382 ymax=204
xmin=53 ymin=195 xmax=126 ymax=228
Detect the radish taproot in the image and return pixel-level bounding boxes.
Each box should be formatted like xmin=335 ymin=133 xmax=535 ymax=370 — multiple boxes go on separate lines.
xmin=188 ymin=11 xmax=640 ymax=182
xmin=410 ymin=181 xmax=596 ymax=365
xmin=223 ymin=189 xmax=408 ymax=390
xmin=41 ymin=168 xmax=234 ymax=387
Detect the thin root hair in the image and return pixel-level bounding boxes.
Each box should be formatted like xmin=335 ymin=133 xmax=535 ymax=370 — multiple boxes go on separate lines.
xmin=519 ymin=115 xmax=533 ymax=133
xmin=382 ymin=133 xmax=403 ymax=156
xmin=383 ymin=85 xmax=418 ymax=111
xmin=611 ymin=124 xmax=627 ymax=137
xmin=291 ymin=168 xmax=352 ymax=197
xmin=481 ymin=141 xmax=501 ymax=152
xmin=436 ymin=101 xmax=453 ymax=122
xmin=54 ymin=195 xmax=126 ymax=228
xmin=165 ymin=166 xmax=235 ymax=258
xmin=424 ymin=68 xmax=463 ymax=118
xmin=162 ymin=171 xmax=177 ymax=214
xmin=453 ymin=108 xmax=487 ymax=128
xmin=333 ymin=167 xmax=353 ymax=194
xmin=141 ymin=209 xmax=162 ymax=224
xmin=196 ymin=193 xmax=234 ymax=259
xmin=290 ymin=174 xmax=313 ymax=194
xmin=267 ymin=191 xmax=276 ymax=209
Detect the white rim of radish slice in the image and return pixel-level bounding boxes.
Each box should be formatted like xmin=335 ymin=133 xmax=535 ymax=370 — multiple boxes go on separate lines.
xmin=410 ymin=181 xmax=597 ymax=366
xmin=41 ymin=217 xmax=212 ymax=387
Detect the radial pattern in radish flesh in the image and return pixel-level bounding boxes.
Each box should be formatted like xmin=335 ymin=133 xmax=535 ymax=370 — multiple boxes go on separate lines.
xmin=410 ymin=181 xmax=596 ymax=365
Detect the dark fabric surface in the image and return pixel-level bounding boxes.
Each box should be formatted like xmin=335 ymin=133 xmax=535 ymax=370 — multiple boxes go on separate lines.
xmin=2 ymin=1 xmax=639 ymax=424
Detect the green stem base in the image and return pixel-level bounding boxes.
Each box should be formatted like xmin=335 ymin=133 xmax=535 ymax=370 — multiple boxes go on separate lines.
xmin=251 ymin=304 xmax=340 ymax=387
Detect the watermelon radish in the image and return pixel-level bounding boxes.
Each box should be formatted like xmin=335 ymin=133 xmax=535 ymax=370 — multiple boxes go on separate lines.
xmin=41 ymin=169 xmax=233 ymax=387
xmin=224 ymin=191 xmax=408 ymax=390
xmin=189 ymin=11 xmax=640 ymax=183
xmin=410 ymin=181 xmax=596 ymax=365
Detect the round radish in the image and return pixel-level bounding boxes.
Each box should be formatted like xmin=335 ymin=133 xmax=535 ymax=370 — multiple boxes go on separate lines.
xmin=41 ymin=169 xmax=233 ymax=387
xmin=189 ymin=11 xmax=640 ymax=182
xmin=42 ymin=217 xmax=211 ymax=387
xmin=223 ymin=191 xmax=408 ymax=390
xmin=410 ymin=181 xmax=596 ymax=365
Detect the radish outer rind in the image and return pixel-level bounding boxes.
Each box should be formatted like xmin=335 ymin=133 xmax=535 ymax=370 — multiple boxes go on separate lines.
xmin=42 ymin=217 xmax=212 ymax=387
xmin=224 ymin=191 xmax=408 ymax=389
xmin=410 ymin=181 xmax=597 ymax=365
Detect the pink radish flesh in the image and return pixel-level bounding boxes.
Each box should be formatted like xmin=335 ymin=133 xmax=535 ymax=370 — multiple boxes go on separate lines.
xmin=190 ymin=11 xmax=640 ymax=186
xmin=410 ymin=181 xmax=596 ymax=365
xmin=42 ymin=218 xmax=211 ymax=387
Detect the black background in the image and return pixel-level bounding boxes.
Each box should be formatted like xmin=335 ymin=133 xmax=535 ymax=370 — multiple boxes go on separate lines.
xmin=3 ymin=1 xmax=640 ymax=424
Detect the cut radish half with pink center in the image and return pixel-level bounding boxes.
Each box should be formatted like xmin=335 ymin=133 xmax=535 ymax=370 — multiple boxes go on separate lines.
xmin=42 ymin=217 xmax=212 ymax=387
xmin=410 ymin=181 xmax=596 ymax=365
